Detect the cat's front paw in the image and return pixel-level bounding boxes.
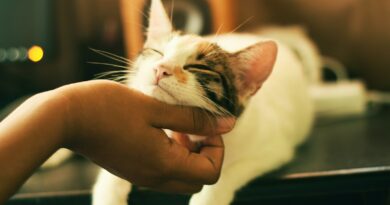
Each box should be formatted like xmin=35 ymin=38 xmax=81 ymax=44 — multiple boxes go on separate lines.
xmin=189 ymin=187 xmax=234 ymax=205
xmin=92 ymin=193 xmax=128 ymax=205
xmin=92 ymin=170 xmax=131 ymax=205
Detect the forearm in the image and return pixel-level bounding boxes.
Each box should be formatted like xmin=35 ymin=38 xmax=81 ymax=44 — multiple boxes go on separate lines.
xmin=0 ymin=80 xmax=233 ymax=202
xmin=0 ymin=91 xmax=68 ymax=203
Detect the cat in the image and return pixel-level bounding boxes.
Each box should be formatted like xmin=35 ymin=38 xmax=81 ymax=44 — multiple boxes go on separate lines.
xmin=92 ymin=0 xmax=316 ymax=204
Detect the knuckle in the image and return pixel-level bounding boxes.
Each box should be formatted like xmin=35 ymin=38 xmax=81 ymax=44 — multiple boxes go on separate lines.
xmin=183 ymin=185 xmax=203 ymax=194
xmin=191 ymin=185 xmax=203 ymax=193
xmin=205 ymin=172 xmax=220 ymax=185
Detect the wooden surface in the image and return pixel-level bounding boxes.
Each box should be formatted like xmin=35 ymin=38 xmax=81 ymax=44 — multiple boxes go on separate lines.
xmin=6 ymin=106 xmax=390 ymax=204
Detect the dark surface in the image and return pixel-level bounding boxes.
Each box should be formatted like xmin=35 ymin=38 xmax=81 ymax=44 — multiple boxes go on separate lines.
xmin=6 ymin=107 xmax=390 ymax=205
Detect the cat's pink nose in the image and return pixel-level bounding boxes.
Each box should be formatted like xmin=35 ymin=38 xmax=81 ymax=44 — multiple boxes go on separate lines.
xmin=155 ymin=65 xmax=172 ymax=83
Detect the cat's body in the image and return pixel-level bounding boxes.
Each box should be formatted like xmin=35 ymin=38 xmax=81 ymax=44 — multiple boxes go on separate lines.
xmin=93 ymin=35 xmax=314 ymax=205
xmin=92 ymin=0 xmax=316 ymax=204
xmin=187 ymin=34 xmax=313 ymax=204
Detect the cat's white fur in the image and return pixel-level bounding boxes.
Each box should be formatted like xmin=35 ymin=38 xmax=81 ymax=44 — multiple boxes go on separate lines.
xmin=130 ymin=35 xmax=215 ymax=110
xmin=93 ymin=0 xmax=315 ymax=204
xmin=93 ymin=34 xmax=314 ymax=205
xmin=41 ymin=148 xmax=73 ymax=169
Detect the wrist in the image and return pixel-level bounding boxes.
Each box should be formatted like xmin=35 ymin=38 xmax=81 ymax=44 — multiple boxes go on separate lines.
xmin=0 ymin=90 xmax=71 ymax=202
xmin=34 ymin=91 xmax=72 ymax=150
xmin=47 ymin=88 xmax=77 ymax=149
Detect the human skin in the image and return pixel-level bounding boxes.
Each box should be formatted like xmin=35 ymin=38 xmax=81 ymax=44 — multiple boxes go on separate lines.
xmin=0 ymin=80 xmax=235 ymax=204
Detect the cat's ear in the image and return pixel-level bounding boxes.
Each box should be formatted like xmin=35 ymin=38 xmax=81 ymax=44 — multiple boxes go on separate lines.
xmin=146 ymin=0 xmax=173 ymax=41
xmin=231 ymin=41 xmax=277 ymax=98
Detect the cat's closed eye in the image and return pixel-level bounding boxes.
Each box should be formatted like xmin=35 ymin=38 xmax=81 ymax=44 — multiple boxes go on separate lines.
xmin=142 ymin=48 xmax=163 ymax=56
xmin=184 ymin=64 xmax=212 ymax=71
xmin=184 ymin=64 xmax=222 ymax=83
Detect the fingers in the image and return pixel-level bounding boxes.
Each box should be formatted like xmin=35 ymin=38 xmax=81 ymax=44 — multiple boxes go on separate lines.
xmin=132 ymin=130 xmax=222 ymax=192
xmin=169 ymin=135 xmax=224 ymax=185
xmin=171 ymin=132 xmax=199 ymax=152
xmin=149 ymin=101 xmax=235 ymax=136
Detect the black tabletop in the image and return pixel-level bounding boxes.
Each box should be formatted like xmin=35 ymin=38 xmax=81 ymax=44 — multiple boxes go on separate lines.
xmin=7 ymin=107 xmax=390 ymax=205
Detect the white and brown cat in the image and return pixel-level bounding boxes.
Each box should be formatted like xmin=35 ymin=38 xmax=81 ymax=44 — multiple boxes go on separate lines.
xmin=92 ymin=0 xmax=317 ymax=204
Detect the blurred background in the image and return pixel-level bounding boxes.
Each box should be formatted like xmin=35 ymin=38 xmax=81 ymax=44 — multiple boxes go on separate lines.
xmin=1 ymin=0 xmax=390 ymax=112
xmin=0 ymin=0 xmax=125 ymax=109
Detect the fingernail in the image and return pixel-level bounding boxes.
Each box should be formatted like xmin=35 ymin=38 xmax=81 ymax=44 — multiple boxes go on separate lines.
xmin=216 ymin=117 xmax=236 ymax=133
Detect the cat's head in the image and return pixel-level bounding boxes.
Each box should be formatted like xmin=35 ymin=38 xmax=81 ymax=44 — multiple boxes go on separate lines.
xmin=129 ymin=0 xmax=277 ymax=117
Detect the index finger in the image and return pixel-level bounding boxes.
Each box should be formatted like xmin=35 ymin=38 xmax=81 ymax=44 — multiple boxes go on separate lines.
xmin=149 ymin=101 xmax=235 ymax=136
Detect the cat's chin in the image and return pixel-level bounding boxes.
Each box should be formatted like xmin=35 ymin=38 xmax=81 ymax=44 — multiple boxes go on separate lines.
xmin=151 ymin=86 xmax=178 ymax=105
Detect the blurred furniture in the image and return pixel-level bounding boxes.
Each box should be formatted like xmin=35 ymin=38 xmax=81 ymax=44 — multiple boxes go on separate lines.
xmin=234 ymin=0 xmax=390 ymax=91
xmin=120 ymin=0 xmax=390 ymax=91
xmin=120 ymin=0 xmax=236 ymax=58
xmin=2 ymin=0 xmax=388 ymax=111
xmin=6 ymin=107 xmax=390 ymax=205
xmin=0 ymin=0 xmax=125 ymax=109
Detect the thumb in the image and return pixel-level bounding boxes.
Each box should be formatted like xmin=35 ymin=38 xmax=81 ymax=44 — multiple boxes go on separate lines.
xmin=149 ymin=101 xmax=235 ymax=136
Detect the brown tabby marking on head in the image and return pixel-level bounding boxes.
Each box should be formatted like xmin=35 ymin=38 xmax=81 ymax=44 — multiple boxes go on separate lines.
xmin=182 ymin=42 xmax=246 ymax=116
xmin=207 ymin=81 xmax=224 ymax=101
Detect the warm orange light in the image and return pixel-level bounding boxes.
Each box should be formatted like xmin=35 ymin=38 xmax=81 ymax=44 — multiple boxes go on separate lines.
xmin=28 ymin=46 xmax=44 ymax=62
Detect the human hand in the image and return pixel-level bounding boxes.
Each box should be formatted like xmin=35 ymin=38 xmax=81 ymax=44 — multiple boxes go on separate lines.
xmin=56 ymin=80 xmax=235 ymax=193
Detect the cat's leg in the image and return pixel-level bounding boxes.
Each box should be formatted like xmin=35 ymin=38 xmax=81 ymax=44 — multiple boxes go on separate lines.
xmin=93 ymin=169 xmax=131 ymax=205
xmin=41 ymin=148 xmax=73 ymax=169
xmin=189 ymin=148 xmax=294 ymax=205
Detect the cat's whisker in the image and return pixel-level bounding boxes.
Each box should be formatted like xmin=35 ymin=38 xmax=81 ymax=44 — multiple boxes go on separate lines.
xmin=88 ymin=62 xmax=131 ymax=70
xmin=89 ymin=48 xmax=133 ymax=65
xmin=174 ymin=87 xmax=212 ymax=109
xmin=130 ymin=4 xmax=149 ymax=31
xmin=95 ymin=74 xmax=121 ymax=79
xmin=228 ymin=15 xmax=254 ymax=35
xmin=198 ymin=94 xmax=231 ymax=116
xmin=96 ymin=70 xmax=134 ymax=76
xmin=200 ymin=86 xmax=235 ymax=105
xmin=201 ymin=27 xmax=222 ymax=55
xmin=201 ymin=24 xmax=224 ymax=54
xmin=198 ymin=92 xmax=234 ymax=117
xmin=201 ymin=42 xmax=213 ymax=55
xmin=126 ymin=19 xmax=148 ymax=34
xmin=205 ymin=50 xmax=218 ymax=58
xmin=98 ymin=75 xmax=123 ymax=80
xmin=95 ymin=72 xmax=124 ymax=80
xmin=111 ymin=75 xmax=130 ymax=80
xmin=170 ymin=0 xmax=175 ymax=23
xmin=137 ymin=6 xmax=149 ymax=21
xmin=211 ymin=23 xmax=224 ymax=42
xmin=201 ymin=40 xmax=218 ymax=56
xmin=178 ymin=86 xmax=234 ymax=117
xmin=132 ymin=6 xmax=155 ymax=36
xmin=94 ymin=69 xmax=137 ymax=84
xmin=178 ymin=93 xmax=224 ymax=124
xmin=105 ymin=75 xmax=131 ymax=84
